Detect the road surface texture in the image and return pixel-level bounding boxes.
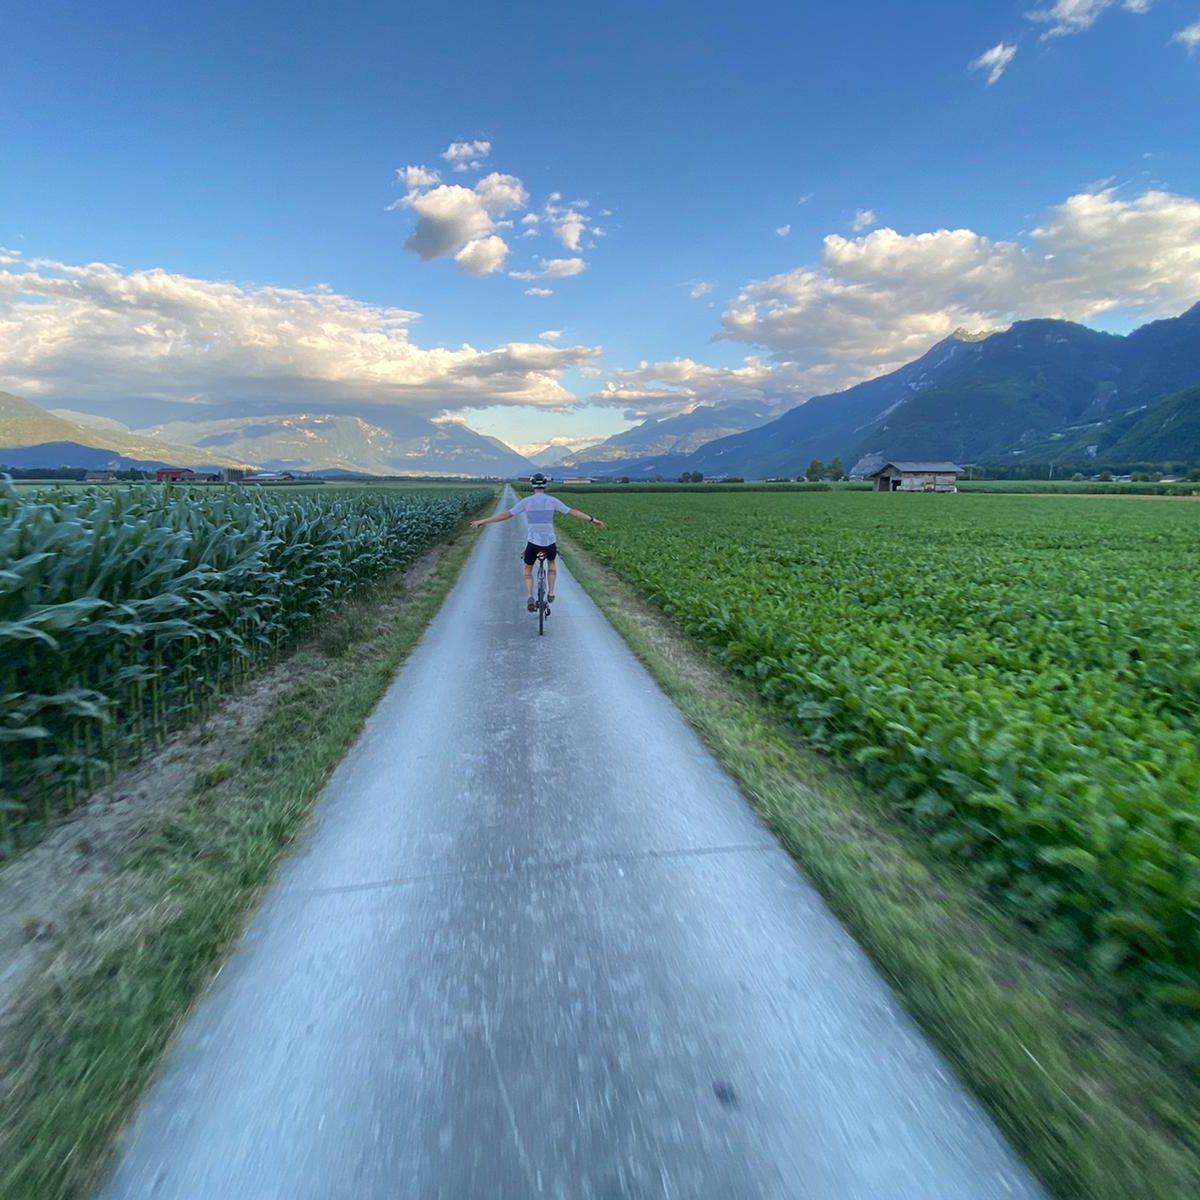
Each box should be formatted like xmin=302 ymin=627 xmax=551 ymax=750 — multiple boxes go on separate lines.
xmin=102 ymin=490 xmax=1045 ymax=1200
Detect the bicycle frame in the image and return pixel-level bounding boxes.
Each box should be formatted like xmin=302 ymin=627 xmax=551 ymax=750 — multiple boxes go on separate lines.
xmin=535 ymin=551 xmax=549 ymax=635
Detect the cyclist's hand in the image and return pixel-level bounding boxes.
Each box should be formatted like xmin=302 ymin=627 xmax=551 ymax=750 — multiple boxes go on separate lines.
xmin=592 ymin=519 xmax=606 ymax=530
xmin=470 ymin=519 xmax=486 ymax=529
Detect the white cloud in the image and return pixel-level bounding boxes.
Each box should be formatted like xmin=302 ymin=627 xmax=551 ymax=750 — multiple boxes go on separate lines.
xmin=1027 ymin=0 xmax=1152 ymax=39
xmin=592 ymin=357 xmax=812 ymax=419
xmin=689 ymin=281 xmax=716 ymax=299
xmin=851 ymin=208 xmax=878 ymax=232
xmin=398 ymin=165 xmax=441 ymax=190
xmin=970 ymin=42 xmax=1018 ymax=85
xmin=454 ymin=235 xmax=509 ymax=275
xmin=798 ymin=192 xmax=814 ymax=205
xmin=541 ymin=193 xmax=597 ymax=252
xmin=0 ymin=254 xmax=601 ymax=415
xmin=512 ymin=433 xmax=601 ymax=456
xmin=511 ymin=257 xmax=587 ymax=281
xmin=397 ymin=170 xmax=527 ymax=267
xmin=776 ymin=224 xmax=792 ymax=237
xmin=474 ymin=172 xmax=528 ymax=214
xmin=539 ymin=329 xmax=563 ymax=341
xmin=401 ymin=184 xmax=497 ymax=258
xmin=441 ymin=139 xmax=491 ymax=172
xmin=717 ymin=187 xmax=1200 ymax=394
xmin=525 ymin=287 xmax=554 ymax=297
xmin=541 ymin=258 xmax=586 ymax=278
xmin=1173 ymin=20 xmax=1200 ymax=52
xmin=554 ymin=210 xmax=588 ymax=250
xmin=395 ymin=157 xmax=602 ymax=282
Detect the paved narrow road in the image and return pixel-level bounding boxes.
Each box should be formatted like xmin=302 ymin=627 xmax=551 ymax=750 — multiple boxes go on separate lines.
xmin=102 ymin=491 xmax=1045 ymax=1200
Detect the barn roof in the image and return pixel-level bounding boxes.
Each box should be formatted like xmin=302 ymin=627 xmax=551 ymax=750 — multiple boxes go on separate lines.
xmin=871 ymin=461 xmax=964 ymax=475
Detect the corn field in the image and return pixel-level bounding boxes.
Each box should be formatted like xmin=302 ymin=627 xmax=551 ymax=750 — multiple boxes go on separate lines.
xmin=0 ymin=481 xmax=491 ymax=851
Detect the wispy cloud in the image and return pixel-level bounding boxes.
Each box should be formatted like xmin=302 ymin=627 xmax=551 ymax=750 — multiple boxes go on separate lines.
xmin=851 ymin=208 xmax=878 ymax=232
xmin=689 ymin=281 xmax=716 ymax=299
xmin=525 ymin=287 xmax=554 ymax=297
xmin=593 ymin=357 xmax=794 ymax=419
xmin=441 ymin=139 xmax=491 ymax=172
xmin=970 ymin=42 xmax=1018 ymax=84
xmin=1173 ymin=20 xmax=1200 ymax=52
xmin=1026 ymin=0 xmax=1152 ymax=40
xmin=776 ymin=224 xmax=792 ymax=237
xmin=511 ymin=257 xmax=587 ymax=281
xmin=542 ymin=195 xmax=603 ymax=251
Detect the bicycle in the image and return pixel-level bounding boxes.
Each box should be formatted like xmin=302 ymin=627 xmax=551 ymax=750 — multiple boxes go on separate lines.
xmin=533 ymin=550 xmax=550 ymax=635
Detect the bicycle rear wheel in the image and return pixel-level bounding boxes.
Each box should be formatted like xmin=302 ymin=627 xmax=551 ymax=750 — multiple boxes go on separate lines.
xmin=537 ymin=557 xmax=546 ymax=635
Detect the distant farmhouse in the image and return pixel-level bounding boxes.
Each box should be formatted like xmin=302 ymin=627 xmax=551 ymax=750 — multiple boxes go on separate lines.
xmin=155 ymin=467 xmax=248 ymax=483
xmin=155 ymin=468 xmax=222 ymax=483
xmin=870 ymin=462 xmax=964 ymax=493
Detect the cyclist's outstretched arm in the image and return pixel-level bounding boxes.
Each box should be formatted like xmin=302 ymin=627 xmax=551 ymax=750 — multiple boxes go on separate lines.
xmin=470 ymin=512 xmax=514 ymax=529
xmin=566 ymin=508 xmax=606 ymax=529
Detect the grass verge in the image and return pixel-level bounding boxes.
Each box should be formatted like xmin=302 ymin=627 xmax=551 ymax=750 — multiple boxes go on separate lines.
xmin=0 ymin=509 xmax=489 ymax=1200
xmin=561 ymin=535 xmax=1200 ymax=1200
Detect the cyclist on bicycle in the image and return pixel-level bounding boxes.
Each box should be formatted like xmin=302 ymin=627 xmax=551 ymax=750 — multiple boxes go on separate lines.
xmin=471 ymin=473 xmax=605 ymax=610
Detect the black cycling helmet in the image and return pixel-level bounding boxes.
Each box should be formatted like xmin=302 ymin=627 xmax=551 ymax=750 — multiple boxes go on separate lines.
xmin=529 ymin=473 xmax=550 ymax=488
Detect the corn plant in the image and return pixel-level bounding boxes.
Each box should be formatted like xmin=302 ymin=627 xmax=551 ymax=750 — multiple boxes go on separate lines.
xmin=0 ymin=480 xmax=490 ymax=851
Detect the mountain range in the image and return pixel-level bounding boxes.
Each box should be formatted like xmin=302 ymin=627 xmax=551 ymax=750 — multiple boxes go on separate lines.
xmin=140 ymin=412 xmax=534 ymax=477
xmin=3 ymin=302 xmax=1198 ymax=478
xmin=0 ymin=396 xmax=537 ymax=477
xmin=0 ymin=392 xmax=248 ymax=470
xmin=560 ymin=399 xmax=781 ymax=472
xmin=579 ymin=302 xmax=1200 ymax=479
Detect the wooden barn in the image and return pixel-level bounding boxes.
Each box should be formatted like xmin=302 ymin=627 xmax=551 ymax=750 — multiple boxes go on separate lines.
xmin=871 ymin=461 xmax=964 ymax=493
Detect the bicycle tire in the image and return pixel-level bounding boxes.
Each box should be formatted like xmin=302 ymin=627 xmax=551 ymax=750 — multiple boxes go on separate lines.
xmin=536 ymin=556 xmax=546 ymax=636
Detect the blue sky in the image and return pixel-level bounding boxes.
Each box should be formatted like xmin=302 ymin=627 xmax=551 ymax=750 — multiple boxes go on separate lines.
xmin=3 ymin=0 xmax=1199 ymax=451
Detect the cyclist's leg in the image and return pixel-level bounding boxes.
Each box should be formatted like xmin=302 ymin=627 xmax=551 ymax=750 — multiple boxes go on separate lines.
xmin=547 ymin=543 xmax=558 ymax=602
xmin=522 ymin=543 xmax=536 ymax=610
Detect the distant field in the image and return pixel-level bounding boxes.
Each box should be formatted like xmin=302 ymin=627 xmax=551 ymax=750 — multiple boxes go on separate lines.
xmin=534 ymin=478 xmax=1200 ymax=496
xmin=959 ymin=479 xmax=1200 ymax=496
xmin=521 ymin=480 xmax=864 ymax=493
xmin=560 ymin=490 xmax=1200 ymax=1034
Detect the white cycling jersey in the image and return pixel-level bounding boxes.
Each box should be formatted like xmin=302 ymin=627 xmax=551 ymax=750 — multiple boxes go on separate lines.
xmin=510 ymin=492 xmax=570 ymax=546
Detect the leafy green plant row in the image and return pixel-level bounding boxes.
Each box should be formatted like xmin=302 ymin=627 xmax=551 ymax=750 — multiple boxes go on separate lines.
xmin=0 ymin=481 xmax=491 ymax=850
xmin=960 ymin=480 xmax=1200 ymax=495
xmin=517 ymin=481 xmax=860 ymax=494
xmin=562 ymin=492 xmax=1200 ymax=1046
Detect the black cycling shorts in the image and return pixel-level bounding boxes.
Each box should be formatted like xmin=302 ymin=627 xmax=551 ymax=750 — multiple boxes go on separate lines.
xmin=523 ymin=541 xmax=558 ymax=565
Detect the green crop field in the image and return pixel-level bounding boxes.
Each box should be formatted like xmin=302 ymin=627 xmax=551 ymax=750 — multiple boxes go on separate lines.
xmin=560 ymin=491 xmax=1200 ymax=1038
xmin=0 ymin=481 xmax=492 ymax=851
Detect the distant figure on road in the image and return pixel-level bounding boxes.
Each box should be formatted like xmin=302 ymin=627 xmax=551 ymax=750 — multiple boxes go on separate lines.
xmin=471 ymin=473 xmax=605 ymax=610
